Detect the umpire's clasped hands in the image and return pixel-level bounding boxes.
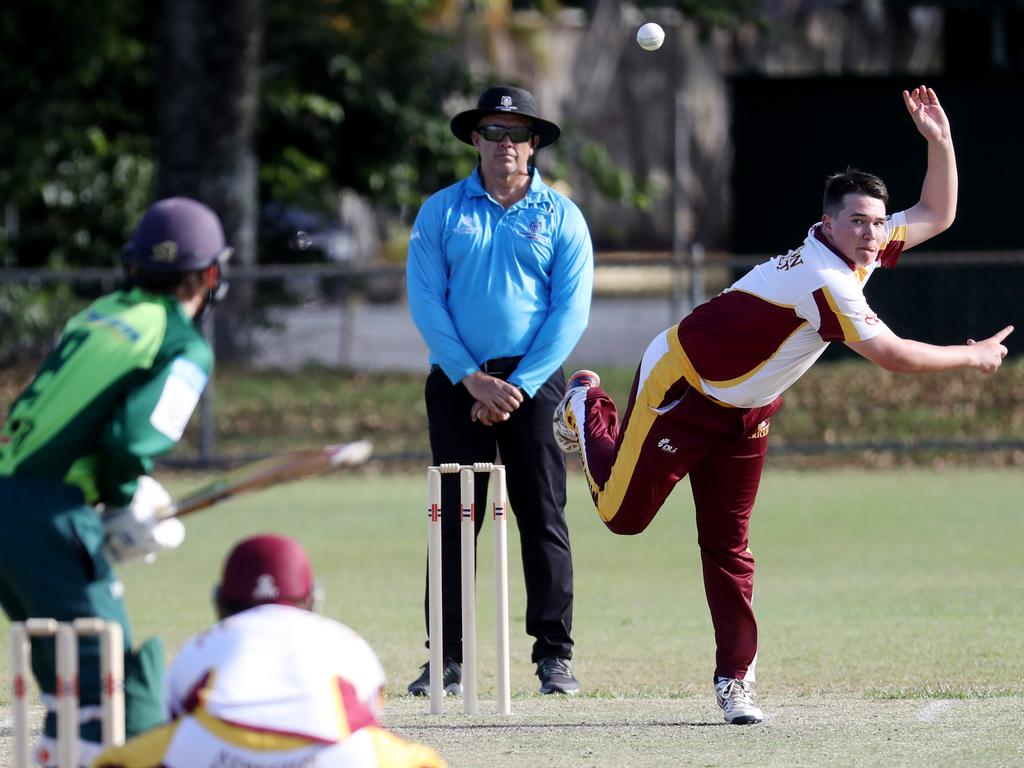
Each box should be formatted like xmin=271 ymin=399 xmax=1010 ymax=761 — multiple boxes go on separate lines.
xmin=463 ymin=370 xmax=524 ymax=426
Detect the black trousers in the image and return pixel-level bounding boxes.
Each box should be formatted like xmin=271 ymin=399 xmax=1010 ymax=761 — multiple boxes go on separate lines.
xmin=423 ymin=365 xmax=574 ymax=663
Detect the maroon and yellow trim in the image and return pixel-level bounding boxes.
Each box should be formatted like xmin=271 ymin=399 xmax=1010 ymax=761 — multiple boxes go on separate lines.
xmin=812 ymin=286 xmax=862 ymax=342
xmin=179 ymin=668 xmax=377 ymax=746
xmin=677 ymin=291 xmax=806 ymax=389
xmin=593 ymin=330 xmax=681 ymax=523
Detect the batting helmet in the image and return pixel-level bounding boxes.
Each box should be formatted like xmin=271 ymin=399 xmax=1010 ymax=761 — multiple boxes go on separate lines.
xmin=216 ymin=534 xmax=315 ymax=614
xmin=123 ymin=197 xmax=233 ymax=273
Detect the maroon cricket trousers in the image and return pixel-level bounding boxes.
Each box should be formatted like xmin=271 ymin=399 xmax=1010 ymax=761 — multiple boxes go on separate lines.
xmin=575 ymin=373 xmax=781 ymax=681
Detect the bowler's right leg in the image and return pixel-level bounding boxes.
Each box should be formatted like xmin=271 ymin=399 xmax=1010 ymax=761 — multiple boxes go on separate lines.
xmin=558 ymin=328 xmax=706 ymax=534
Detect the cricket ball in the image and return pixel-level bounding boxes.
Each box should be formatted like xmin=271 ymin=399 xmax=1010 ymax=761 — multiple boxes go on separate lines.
xmin=636 ymin=22 xmax=665 ymax=51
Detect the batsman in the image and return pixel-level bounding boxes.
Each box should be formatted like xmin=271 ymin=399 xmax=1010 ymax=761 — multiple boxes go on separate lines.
xmin=0 ymin=197 xmax=231 ymax=765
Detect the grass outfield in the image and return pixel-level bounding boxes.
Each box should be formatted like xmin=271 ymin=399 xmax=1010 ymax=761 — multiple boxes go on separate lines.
xmin=8 ymin=359 xmax=1019 ymax=462
xmin=1 ymin=468 xmax=1022 ymax=766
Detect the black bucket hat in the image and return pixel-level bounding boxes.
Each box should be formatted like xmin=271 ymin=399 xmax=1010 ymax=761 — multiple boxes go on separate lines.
xmin=450 ymin=85 xmax=561 ymax=149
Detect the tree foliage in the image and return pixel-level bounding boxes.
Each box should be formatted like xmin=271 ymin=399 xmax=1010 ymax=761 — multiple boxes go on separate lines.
xmin=259 ymin=0 xmax=475 ymax=219
xmin=0 ymin=0 xmax=759 ymax=276
xmin=0 ymin=0 xmax=474 ymax=274
xmin=0 ymin=1 xmax=154 ymax=269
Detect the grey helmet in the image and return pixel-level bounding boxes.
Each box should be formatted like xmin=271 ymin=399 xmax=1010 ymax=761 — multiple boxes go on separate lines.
xmin=123 ymin=197 xmax=232 ymax=301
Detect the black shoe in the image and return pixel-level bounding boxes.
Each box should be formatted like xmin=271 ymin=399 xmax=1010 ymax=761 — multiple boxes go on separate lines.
xmin=536 ymin=656 xmax=580 ymax=695
xmin=407 ymin=658 xmax=462 ymax=697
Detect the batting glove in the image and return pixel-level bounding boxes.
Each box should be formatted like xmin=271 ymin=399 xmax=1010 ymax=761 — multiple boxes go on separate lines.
xmin=102 ymin=476 xmax=186 ymax=564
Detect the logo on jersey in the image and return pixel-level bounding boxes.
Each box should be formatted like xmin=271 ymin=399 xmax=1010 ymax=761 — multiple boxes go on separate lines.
xmin=522 ymin=218 xmax=547 ymax=241
xmin=775 ymin=248 xmax=804 ymax=271
xmin=863 ymin=312 xmax=881 ymax=325
xmin=86 ymin=309 xmax=141 ymax=342
xmin=657 ymin=437 xmax=678 ymax=454
xmin=749 ymin=420 xmax=770 ymax=439
xmin=453 ymin=214 xmax=481 ymax=235
xmin=252 ymin=574 xmax=280 ymax=601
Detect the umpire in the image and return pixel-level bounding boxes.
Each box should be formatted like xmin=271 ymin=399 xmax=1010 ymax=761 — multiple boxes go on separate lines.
xmin=406 ymin=85 xmax=594 ymax=695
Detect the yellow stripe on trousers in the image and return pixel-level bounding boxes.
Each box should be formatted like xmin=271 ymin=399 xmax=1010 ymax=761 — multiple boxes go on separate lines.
xmin=591 ymin=327 xmax=701 ymax=524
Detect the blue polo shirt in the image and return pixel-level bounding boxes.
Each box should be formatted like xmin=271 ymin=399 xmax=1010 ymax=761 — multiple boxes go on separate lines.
xmin=407 ymin=167 xmax=593 ymax=397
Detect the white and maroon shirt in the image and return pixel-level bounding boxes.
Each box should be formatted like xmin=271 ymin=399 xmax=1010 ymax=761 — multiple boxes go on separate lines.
xmin=675 ymin=211 xmax=907 ymax=408
xmin=94 ymin=605 xmax=446 ymax=767
xmin=164 ymin=604 xmax=385 ymax=743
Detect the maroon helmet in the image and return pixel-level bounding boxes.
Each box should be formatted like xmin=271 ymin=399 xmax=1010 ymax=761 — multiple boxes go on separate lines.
xmin=216 ymin=534 xmax=314 ymax=613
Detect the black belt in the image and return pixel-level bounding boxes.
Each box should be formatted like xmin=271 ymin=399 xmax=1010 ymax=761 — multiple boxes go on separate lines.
xmin=480 ymin=356 xmax=523 ymax=376
xmin=430 ymin=356 xmax=523 ymax=379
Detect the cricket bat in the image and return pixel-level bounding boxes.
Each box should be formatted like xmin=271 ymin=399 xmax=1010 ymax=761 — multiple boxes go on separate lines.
xmin=162 ymin=440 xmax=373 ymax=519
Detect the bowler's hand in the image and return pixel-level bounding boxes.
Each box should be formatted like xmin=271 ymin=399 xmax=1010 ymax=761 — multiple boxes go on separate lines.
xmin=461 ymin=371 xmax=524 ymax=415
xmin=965 ymin=325 xmax=1013 ymax=374
xmin=903 ymin=85 xmax=951 ymax=144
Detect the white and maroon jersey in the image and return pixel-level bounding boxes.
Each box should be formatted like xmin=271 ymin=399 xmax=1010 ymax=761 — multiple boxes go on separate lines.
xmin=164 ymin=604 xmax=385 ymax=743
xmin=94 ymin=605 xmax=446 ymax=768
xmin=674 ymin=212 xmax=907 ymax=408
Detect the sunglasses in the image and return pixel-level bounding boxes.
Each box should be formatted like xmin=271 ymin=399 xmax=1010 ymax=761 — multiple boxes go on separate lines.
xmin=475 ymin=124 xmax=535 ymax=143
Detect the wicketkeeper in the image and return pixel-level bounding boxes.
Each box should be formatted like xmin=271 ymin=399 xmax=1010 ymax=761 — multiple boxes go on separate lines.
xmin=0 ymin=197 xmax=231 ymax=765
xmin=92 ymin=534 xmax=447 ymax=768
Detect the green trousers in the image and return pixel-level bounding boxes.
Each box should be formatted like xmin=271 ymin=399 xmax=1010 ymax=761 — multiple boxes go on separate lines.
xmin=0 ymin=476 xmax=164 ymax=740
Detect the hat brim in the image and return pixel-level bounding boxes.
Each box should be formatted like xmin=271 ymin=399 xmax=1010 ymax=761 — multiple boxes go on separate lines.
xmin=450 ymin=109 xmax=561 ymax=149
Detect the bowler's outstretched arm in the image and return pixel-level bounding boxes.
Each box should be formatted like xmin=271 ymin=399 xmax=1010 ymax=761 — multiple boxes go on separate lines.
xmin=902 ymin=85 xmax=957 ymax=250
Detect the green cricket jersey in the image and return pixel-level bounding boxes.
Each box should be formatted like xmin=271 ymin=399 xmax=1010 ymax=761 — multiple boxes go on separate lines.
xmin=0 ymin=288 xmax=212 ymax=506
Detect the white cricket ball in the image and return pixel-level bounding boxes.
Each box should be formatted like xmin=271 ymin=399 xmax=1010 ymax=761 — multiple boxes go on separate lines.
xmin=636 ymin=22 xmax=665 ymax=51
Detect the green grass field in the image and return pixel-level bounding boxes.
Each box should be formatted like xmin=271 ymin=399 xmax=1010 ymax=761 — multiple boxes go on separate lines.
xmin=2 ymin=468 xmax=1022 ymax=766
xmin=9 ymin=359 xmax=1020 ymax=462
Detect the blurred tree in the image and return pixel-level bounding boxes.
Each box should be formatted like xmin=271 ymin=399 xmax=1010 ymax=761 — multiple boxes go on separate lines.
xmin=2 ymin=0 xmax=742 ymax=360
xmin=0 ymin=0 xmax=473 ymax=359
xmin=259 ymin=0 xmax=474 ymax=218
xmin=560 ymin=0 xmax=757 ymax=26
xmin=156 ymin=0 xmax=263 ymax=359
xmin=156 ymin=0 xmax=262 ymax=265
xmin=0 ymin=0 xmax=154 ymax=269
xmin=0 ymin=1 xmax=154 ymax=361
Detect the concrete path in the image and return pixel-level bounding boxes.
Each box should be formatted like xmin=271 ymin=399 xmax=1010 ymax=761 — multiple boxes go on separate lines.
xmin=251 ymin=297 xmax=685 ymax=372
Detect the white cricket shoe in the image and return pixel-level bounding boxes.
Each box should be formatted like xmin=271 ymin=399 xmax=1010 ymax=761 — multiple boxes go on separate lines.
xmin=551 ymin=370 xmax=600 ymax=454
xmin=715 ymin=677 xmax=764 ymax=725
